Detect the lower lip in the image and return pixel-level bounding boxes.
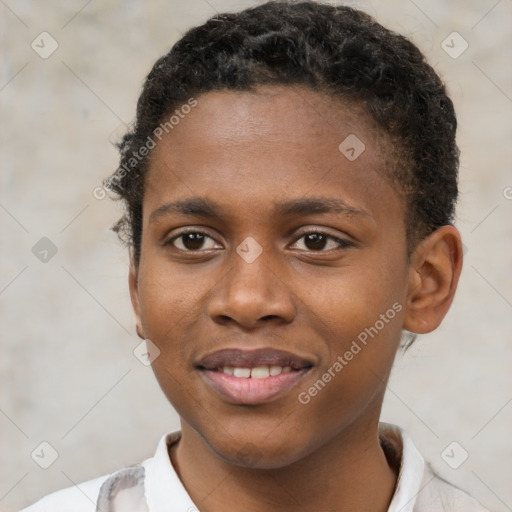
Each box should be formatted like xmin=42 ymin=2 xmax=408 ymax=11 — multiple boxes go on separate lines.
xmin=200 ymin=369 xmax=309 ymax=405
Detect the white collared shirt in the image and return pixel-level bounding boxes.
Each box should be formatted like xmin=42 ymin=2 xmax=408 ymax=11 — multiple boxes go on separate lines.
xmin=20 ymin=423 xmax=489 ymax=512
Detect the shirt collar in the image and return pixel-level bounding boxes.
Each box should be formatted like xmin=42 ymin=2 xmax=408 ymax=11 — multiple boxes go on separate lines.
xmin=143 ymin=431 xmax=196 ymax=512
xmin=381 ymin=423 xmax=426 ymax=512
xmin=143 ymin=423 xmax=426 ymax=512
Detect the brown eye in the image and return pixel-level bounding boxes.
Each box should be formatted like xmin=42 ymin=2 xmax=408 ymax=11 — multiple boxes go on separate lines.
xmin=181 ymin=233 xmax=206 ymax=250
xmin=291 ymin=231 xmax=353 ymax=252
xmin=304 ymin=233 xmax=328 ymax=250
xmin=168 ymin=231 xmax=221 ymax=251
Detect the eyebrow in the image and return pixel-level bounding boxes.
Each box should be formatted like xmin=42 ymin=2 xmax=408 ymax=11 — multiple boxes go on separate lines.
xmin=274 ymin=197 xmax=370 ymax=218
xmin=149 ymin=198 xmax=220 ymax=224
xmin=149 ymin=197 xmax=370 ymax=224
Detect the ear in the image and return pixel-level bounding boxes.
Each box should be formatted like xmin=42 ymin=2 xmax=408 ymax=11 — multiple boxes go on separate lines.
xmin=129 ymin=261 xmax=145 ymax=340
xmin=403 ymin=225 xmax=463 ymax=334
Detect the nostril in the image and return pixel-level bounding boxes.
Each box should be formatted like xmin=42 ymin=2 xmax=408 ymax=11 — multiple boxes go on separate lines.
xmin=217 ymin=315 xmax=233 ymax=324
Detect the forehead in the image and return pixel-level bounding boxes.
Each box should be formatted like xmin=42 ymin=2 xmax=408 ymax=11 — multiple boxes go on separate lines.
xmin=144 ymin=85 xmax=402 ymax=222
xmin=156 ymin=85 xmax=380 ymax=154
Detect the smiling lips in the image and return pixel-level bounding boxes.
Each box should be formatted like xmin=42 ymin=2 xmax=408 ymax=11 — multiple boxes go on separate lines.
xmin=197 ymin=348 xmax=313 ymax=405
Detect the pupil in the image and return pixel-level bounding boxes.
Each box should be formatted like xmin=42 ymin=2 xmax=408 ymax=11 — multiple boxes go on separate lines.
xmin=305 ymin=233 xmax=326 ymax=250
xmin=184 ymin=233 xmax=205 ymax=250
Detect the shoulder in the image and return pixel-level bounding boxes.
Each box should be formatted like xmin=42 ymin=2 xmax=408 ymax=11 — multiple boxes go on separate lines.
xmin=19 ymin=461 xmax=152 ymax=512
xmin=378 ymin=423 xmax=490 ymax=512
xmin=18 ymin=432 xmax=180 ymax=512
xmin=18 ymin=473 xmax=107 ymax=512
xmin=414 ymin=466 xmax=491 ymax=512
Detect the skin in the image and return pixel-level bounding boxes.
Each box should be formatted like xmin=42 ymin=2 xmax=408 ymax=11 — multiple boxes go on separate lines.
xmin=129 ymin=85 xmax=463 ymax=512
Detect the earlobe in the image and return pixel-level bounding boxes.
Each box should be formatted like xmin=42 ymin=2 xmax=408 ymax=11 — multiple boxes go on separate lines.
xmin=129 ymin=262 xmax=145 ymax=340
xmin=403 ymin=225 xmax=463 ymax=334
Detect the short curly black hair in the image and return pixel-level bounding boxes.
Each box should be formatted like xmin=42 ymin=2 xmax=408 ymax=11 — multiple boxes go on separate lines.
xmin=106 ymin=0 xmax=459 ymax=267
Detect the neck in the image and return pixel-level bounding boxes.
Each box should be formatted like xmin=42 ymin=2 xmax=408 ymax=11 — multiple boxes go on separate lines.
xmin=169 ymin=417 xmax=397 ymax=512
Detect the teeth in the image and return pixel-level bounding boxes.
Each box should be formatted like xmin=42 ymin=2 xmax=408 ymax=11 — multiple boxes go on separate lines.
xmin=251 ymin=366 xmax=270 ymax=379
xmin=269 ymin=365 xmax=283 ymax=376
xmin=233 ymin=367 xmax=251 ymax=378
xmin=221 ymin=365 xmax=294 ymax=378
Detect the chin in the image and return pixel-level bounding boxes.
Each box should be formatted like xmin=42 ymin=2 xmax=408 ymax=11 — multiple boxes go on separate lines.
xmin=204 ymin=430 xmax=312 ymax=470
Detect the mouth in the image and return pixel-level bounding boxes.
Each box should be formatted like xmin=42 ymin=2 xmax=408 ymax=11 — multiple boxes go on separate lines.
xmin=196 ymin=348 xmax=313 ymax=405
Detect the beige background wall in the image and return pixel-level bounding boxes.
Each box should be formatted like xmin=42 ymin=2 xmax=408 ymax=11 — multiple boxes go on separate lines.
xmin=1 ymin=1 xmax=511 ymax=511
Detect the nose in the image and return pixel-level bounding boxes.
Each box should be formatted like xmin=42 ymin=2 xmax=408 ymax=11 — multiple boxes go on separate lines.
xmin=207 ymin=249 xmax=295 ymax=330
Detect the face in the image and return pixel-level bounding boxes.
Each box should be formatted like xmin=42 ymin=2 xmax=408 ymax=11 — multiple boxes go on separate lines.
xmin=130 ymin=85 xmax=412 ymax=468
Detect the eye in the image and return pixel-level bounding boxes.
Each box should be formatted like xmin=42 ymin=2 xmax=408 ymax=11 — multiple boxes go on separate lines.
xmin=290 ymin=231 xmax=353 ymax=251
xmin=166 ymin=231 xmax=222 ymax=251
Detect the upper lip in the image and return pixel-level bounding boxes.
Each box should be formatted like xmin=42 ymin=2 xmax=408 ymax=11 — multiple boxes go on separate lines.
xmin=196 ymin=348 xmax=314 ymax=371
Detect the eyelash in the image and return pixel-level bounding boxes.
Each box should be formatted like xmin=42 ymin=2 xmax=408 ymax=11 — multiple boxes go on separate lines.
xmin=165 ymin=228 xmax=354 ymax=253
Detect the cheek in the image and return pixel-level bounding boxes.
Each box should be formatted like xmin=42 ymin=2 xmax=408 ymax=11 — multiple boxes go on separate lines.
xmin=294 ymin=256 xmax=407 ymax=422
xmin=136 ymin=261 xmax=199 ymax=372
xmin=137 ymin=255 xmax=208 ymax=330
xmin=136 ymin=262 xmax=203 ymax=411
xmin=294 ymin=274 xmax=405 ymax=441
xmin=301 ymin=256 xmax=406 ymax=343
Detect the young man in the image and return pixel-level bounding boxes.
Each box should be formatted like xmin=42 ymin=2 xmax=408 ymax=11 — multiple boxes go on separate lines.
xmin=21 ymin=2 xmax=489 ymax=511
